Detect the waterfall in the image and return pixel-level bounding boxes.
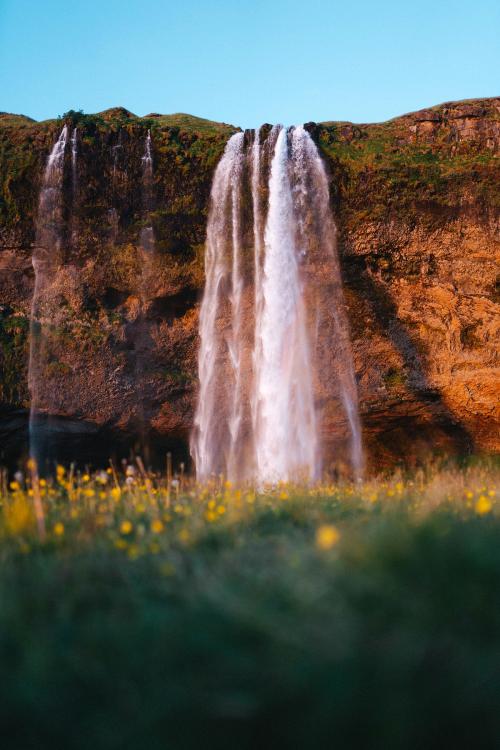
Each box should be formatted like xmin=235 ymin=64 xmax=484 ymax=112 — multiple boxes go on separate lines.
xmin=250 ymin=127 xmax=262 ymax=453
xmin=112 ymin=130 xmax=123 ymax=182
xmin=192 ymin=124 xmax=363 ymax=484
xmin=140 ymin=129 xmax=155 ymax=252
xmin=134 ymin=129 xmax=157 ymax=463
xmin=70 ymin=127 xmax=78 ymax=246
xmin=190 ymin=133 xmax=245 ymax=479
xmin=290 ymin=126 xmax=363 ymax=479
xmin=254 ymin=127 xmax=317 ymax=482
xmin=29 ymin=125 xmax=69 ymax=464
xmin=71 ymin=127 xmax=78 ymax=193
xmin=226 ymin=133 xmax=245 ymax=480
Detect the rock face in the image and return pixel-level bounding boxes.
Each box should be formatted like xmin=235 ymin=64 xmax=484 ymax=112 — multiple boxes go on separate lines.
xmin=0 ymin=100 xmax=498 ymax=470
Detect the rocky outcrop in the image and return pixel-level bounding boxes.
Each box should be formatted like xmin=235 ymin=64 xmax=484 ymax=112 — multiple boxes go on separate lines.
xmin=0 ymin=100 xmax=498 ymax=469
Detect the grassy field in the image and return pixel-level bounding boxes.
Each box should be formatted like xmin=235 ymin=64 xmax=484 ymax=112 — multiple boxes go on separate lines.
xmin=0 ymin=459 xmax=499 ymax=749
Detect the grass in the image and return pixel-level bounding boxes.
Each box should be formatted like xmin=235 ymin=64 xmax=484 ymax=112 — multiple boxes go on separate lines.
xmin=0 ymin=459 xmax=499 ymax=748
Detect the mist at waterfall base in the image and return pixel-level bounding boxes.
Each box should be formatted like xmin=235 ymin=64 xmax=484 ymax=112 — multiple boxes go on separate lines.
xmin=191 ymin=125 xmax=362 ymax=484
xmin=26 ymin=123 xmax=362 ymax=479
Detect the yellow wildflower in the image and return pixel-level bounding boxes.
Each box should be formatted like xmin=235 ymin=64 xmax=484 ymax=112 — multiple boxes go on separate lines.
xmin=53 ymin=522 xmax=65 ymax=537
xmin=9 ymin=481 xmax=20 ymax=491
xmin=151 ymin=519 xmax=164 ymax=534
xmin=120 ymin=520 xmax=133 ymax=535
xmin=110 ymin=487 xmax=121 ymax=501
xmin=316 ymin=524 xmax=341 ymax=551
xmin=476 ymin=495 xmax=492 ymax=516
xmin=4 ymin=496 xmax=35 ymax=535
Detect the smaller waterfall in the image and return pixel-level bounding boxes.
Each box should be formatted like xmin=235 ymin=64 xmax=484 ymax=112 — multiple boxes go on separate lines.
xmin=29 ymin=125 xmax=69 ymax=464
xmin=133 ymin=129 xmax=157 ymax=463
xmin=112 ymin=130 xmax=123 ymax=181
xmin=70 ymin=127 xmax=78 ymax=193
xmin=140 ymin=130 xmax=155 ymax=252
xmin=70 ymin=127 xmax=78 ymax=245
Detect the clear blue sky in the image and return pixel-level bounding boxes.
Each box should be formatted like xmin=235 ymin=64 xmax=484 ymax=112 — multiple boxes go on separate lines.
xmin=0 ymin=0 xmax=498 ymax=128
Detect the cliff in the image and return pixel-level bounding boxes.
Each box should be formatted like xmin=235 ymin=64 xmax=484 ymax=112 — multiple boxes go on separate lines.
xmin=0 ymin=99 xmax=498 ymax=469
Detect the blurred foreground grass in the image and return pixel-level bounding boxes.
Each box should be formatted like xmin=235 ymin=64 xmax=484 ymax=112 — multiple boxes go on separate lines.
xmin=0 ymin=458 xmax=499 ymax=749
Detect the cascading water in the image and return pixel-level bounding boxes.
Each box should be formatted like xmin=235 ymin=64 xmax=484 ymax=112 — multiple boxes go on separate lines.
xmin=140 ymin=129 xmax=155 ymax=252
xmin=192 ymin=125 xmax=363 ymax=484
xmin=70 ymin=127 xmax=78 ymax=245
xmin=226 ymin=133 xmax=245 ymax=480
xmin=71 ymin=127 xmax=78 ymax=193
xmin=29 ymin=125 xmax=69 ymax=464
xmin=254 ymin=126 xmax=318 ymax=482
xmin=250 ymin=127 xmax=263 ymax=450
xmin=191 ymin=133 xmax=245 ymax=480
xmin=290 ymin=126 xmax=363 ymax=478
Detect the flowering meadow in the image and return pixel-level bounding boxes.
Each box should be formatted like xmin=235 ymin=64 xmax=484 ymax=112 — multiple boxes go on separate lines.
xmin=0 ymin=458 xmax=499 ymax=748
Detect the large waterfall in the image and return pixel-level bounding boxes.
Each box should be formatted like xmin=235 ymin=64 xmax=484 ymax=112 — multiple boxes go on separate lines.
xmin=29 ymin=125 xmax=69 ymax=464
xmin=191 ymin=125 xmax=363 ymax=484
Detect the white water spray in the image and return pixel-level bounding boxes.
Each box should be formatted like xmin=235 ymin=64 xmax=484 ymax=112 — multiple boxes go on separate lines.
xmin=254 ymin=127 xmax=318 ymax=482
xmin=226 ymin=133 xmax=246 ymax=480
xmin=190 ymin=133 xmax=245 ymax=479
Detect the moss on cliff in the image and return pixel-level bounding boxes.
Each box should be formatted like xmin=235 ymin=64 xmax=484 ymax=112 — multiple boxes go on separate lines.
xmin=0 ymin=311 xmax=29 ymax=405
xmin=317 ymin=97 xmax=500 ymax=230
